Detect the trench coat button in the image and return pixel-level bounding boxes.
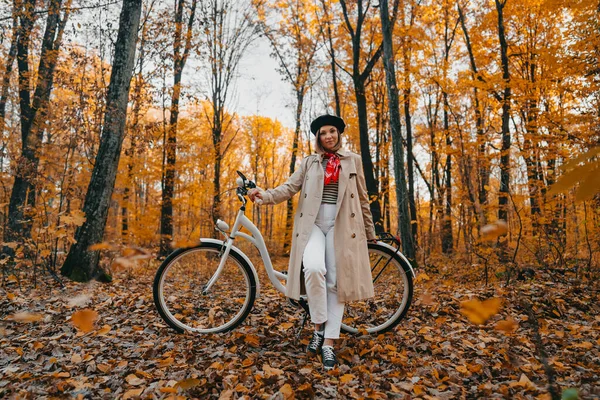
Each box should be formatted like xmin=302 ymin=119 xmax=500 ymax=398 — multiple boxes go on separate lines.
xmin=351 ymin=233 xmax=356 ymax=238
xmin=296 ymin=233 xmax=299 ymax=237
xmin=351 ymin=212 xmax=355 ymax=218
xmin=351 ymin=193 xmax=355 ymax=198
xmin=300 ymin=213 xmax=303 ymax=217
xmin=304 ymin=193 xmax=307 ymax=198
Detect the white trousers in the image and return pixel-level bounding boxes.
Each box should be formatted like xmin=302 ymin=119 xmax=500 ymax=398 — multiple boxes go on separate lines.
xmin=302 ymin=203 xmax=345 ymax=339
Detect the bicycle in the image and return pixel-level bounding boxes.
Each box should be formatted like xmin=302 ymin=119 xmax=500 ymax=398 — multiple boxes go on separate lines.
xmin=153 ymin=171 xmax=415 ymax=335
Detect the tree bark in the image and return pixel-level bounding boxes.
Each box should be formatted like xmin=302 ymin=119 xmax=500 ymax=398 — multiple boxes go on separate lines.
xmin=496 ymin=0 xmax=511 ymax=224
xmin=0 ymin=10 xmax=19 ymax=137
xmin=379 ymin=0 xmax=415 ymax=260
xmin=339 ymin=0 xmax=386 ymax=233
xmin=495 ymin=0 xmax=511 ymax=261
xmin=61 ymin=0 xmax=142 ymax=282
xmin=5 ymin=0 xmax=70 ymax=246
xmin=159 ymin=0 xmax=197 ymax=256
xmin=456 ymin=1 xmax=488 ymax=223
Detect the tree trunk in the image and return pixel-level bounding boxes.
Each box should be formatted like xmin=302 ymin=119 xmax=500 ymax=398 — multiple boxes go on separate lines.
xmin=456 ymin=1 xmax=488 ymax=222
xmin=283 ymin=90 xmax=304 ymax=254
xmin=61 ymin=0 xmax=142 ymax=282
xmin=379 ymin=0 xmax=415 ymax=260
xmin=160 ymin=0 xmax=197 ymax=256
xmin=0 ymin=11 xmax=18 ymax=136
xmin=5 ymin=0 xmax=70 ymax=245
xmin=339 ymin=0 xmax=385 ymax=232
xmin=495 ymin=0 xmax=511 ymax=262
xmin=496 ymin=0 xmax=511 ymax=224
xmin=320 ymin=0 xmax=341 ymax=116
xmin=441 ymin=91 xmax=453 ymax=254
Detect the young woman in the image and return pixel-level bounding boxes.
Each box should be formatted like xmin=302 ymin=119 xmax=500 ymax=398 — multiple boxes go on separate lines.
xmin=248 ymin=114 xmax=376 ymax=370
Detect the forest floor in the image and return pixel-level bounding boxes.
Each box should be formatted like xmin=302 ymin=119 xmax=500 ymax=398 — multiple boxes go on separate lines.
xmin=1 ymin=256 xmax=599 ymax=399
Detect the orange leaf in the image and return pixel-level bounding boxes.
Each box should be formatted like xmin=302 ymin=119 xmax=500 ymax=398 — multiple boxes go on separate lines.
xmin=263 ymin=364 xmax=284 ymax=378
xmin=95 ymin=324 xmax=111 ymax=336
xmin=71 ymin=309 xmax=98 ymax=332
xmin=122 ymin=388 xmax=143 ymax=400
xmin=176 ymin=378 xmax=202 ymax=390
xmin=460 ymin=298 xmax=502 ymax=325
xmin=278 ymin=322 xmax=294 ymax=330
xmin=88 ymin=242 xmax=116 ymax=251
xmin=125 ymin=374 xmax=145 ymax=386
xmin=495 ymin=318 xmax=518 ymax=334
xmin=340 ymin=374 xmax=354 ymax=384
xmin=279 ymin=383 xmax=294 ymax=399
xmin=244 ymin=334 xmax=260 ymax=346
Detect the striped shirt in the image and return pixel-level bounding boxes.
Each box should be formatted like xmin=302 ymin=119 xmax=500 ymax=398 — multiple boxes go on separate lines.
xmin=321 ymin=158 xmax=339 ymax=204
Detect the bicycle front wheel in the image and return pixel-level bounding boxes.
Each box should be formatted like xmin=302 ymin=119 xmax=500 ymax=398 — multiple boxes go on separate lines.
xmin=153 ymin=242 xmax=256 ymax=334
xmin=341 ymin=243 xmax=413 ymax=335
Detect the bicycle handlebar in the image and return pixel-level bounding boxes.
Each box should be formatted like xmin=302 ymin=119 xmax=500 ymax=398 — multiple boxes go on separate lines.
xmin=235 ymin=171 xmax=261 ymax=207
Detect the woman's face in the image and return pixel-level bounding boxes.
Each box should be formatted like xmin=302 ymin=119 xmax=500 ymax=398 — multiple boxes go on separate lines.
xmin=318 ymin=125 xmax=339 ymax=152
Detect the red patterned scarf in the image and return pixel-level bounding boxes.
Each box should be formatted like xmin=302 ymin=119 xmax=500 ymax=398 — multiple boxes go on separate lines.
xmin=323 ymin=152 xmax=341 ymax=185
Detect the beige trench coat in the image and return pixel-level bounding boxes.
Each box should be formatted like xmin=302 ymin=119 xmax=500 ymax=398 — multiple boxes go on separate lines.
xmin=262 ymin=148 xmax=376 ymax=302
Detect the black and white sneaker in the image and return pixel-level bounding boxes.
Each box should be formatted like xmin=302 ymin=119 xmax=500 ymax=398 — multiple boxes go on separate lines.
xmin=321 ymin=345 xmax=337 ymax=370
xmin=306 ymin=330 xmax=324 ymax=354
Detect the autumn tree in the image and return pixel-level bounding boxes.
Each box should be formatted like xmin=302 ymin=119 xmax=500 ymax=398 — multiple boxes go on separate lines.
xmin=200 ymin=0 xmax=257 ymax=227
xmin=254 ymin=0 xmax=320 ymax=253
xmin=336 ymin=0 xmax=387 ymax=232
xmin=4 ymin=0 xmax=72 ymax=249
xmin=158 ymin=0 xmax=198 ymax=257
xmin=61 ymin=0 xmax=142 ymax=282
xmin=379 ymin=0 xmax=415 ymax=260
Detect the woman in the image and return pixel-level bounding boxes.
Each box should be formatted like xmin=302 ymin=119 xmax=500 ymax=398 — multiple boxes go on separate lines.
xmin=248 ymin=114 xmax=376 ymax=370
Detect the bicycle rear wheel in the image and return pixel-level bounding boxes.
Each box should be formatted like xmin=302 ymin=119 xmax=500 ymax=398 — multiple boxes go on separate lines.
xmin=153 ymin=242 xmax=256 ymax=333
xmin=341 ymin=243 xmax=413 ymax=334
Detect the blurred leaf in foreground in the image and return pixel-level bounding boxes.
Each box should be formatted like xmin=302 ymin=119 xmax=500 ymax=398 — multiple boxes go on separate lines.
xmin=460 ymin=298 xmax=502 ymax=324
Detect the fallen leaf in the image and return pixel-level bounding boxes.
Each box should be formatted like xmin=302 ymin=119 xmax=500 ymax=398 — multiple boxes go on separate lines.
xmin=340 ymin=374 xmax=354 ymax=383
xmin=71 ymin=309 xmax=98 ymax=333
xmin=263 ymin=364 xmax=284 ymax=378
xmin=279 ymin=383 xmax=294 ymax=399
xmin=95 ymin=325 xmax=111 ymax=336
xmin=125 ymin=374 xmax=145 ymax=386
xmin=495 ymin=318 xmax=518 ymax=333
xmin=278 ymin=322 xmax=294 ymax=330
xmin=122 ymin=388 xmax=143 ymax=399
xmin=176 ymin=378 xmax=202 ymax=389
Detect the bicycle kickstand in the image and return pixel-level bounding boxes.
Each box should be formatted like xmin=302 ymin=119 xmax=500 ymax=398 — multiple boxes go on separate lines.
xmin=295 ymin=311 xmax=309 ymax=342
xmin=294 ymin=297 xmax=311 ymax=343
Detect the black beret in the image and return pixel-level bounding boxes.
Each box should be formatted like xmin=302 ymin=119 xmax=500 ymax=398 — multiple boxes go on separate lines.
xmin=310 ymin=114 xmax=346 ymax=135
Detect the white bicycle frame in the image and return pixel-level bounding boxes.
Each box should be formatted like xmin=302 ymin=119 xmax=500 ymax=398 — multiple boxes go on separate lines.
xmin=202 ymin=207 xmax=287 ymax=298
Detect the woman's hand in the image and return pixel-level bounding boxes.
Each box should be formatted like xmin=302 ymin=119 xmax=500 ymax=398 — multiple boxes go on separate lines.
xmin=248 ymin=188 xmax=264 ymax=204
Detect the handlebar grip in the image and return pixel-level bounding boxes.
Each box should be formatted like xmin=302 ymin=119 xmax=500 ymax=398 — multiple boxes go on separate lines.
xmin=255 ymin=198 xmax=263 ymax=205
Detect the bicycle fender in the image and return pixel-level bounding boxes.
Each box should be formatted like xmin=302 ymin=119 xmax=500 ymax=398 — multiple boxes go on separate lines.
xmin=200 ymin=238 xmax=261 ymax=298
xmin=375 ymin=241 xmax=416 ymax=278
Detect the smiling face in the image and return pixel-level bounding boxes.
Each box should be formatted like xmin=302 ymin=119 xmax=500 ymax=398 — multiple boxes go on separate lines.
xmin=318 ymin=125 xmax=340 ymax=152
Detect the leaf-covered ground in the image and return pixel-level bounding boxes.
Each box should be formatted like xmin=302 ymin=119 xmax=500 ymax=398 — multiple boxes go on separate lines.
xmin=1 ymin=259 xmax=599 ymax=399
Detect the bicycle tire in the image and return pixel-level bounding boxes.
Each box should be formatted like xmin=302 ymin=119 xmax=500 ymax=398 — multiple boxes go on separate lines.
xmin=153 ymin=241 xmax=257 ymax=334
xmin=341 ymin=243 xmax=413 ymax=335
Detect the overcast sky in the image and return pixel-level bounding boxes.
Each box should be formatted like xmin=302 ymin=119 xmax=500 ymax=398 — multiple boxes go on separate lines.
xmin=233 ymin=36 xmax=296 ymax=129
